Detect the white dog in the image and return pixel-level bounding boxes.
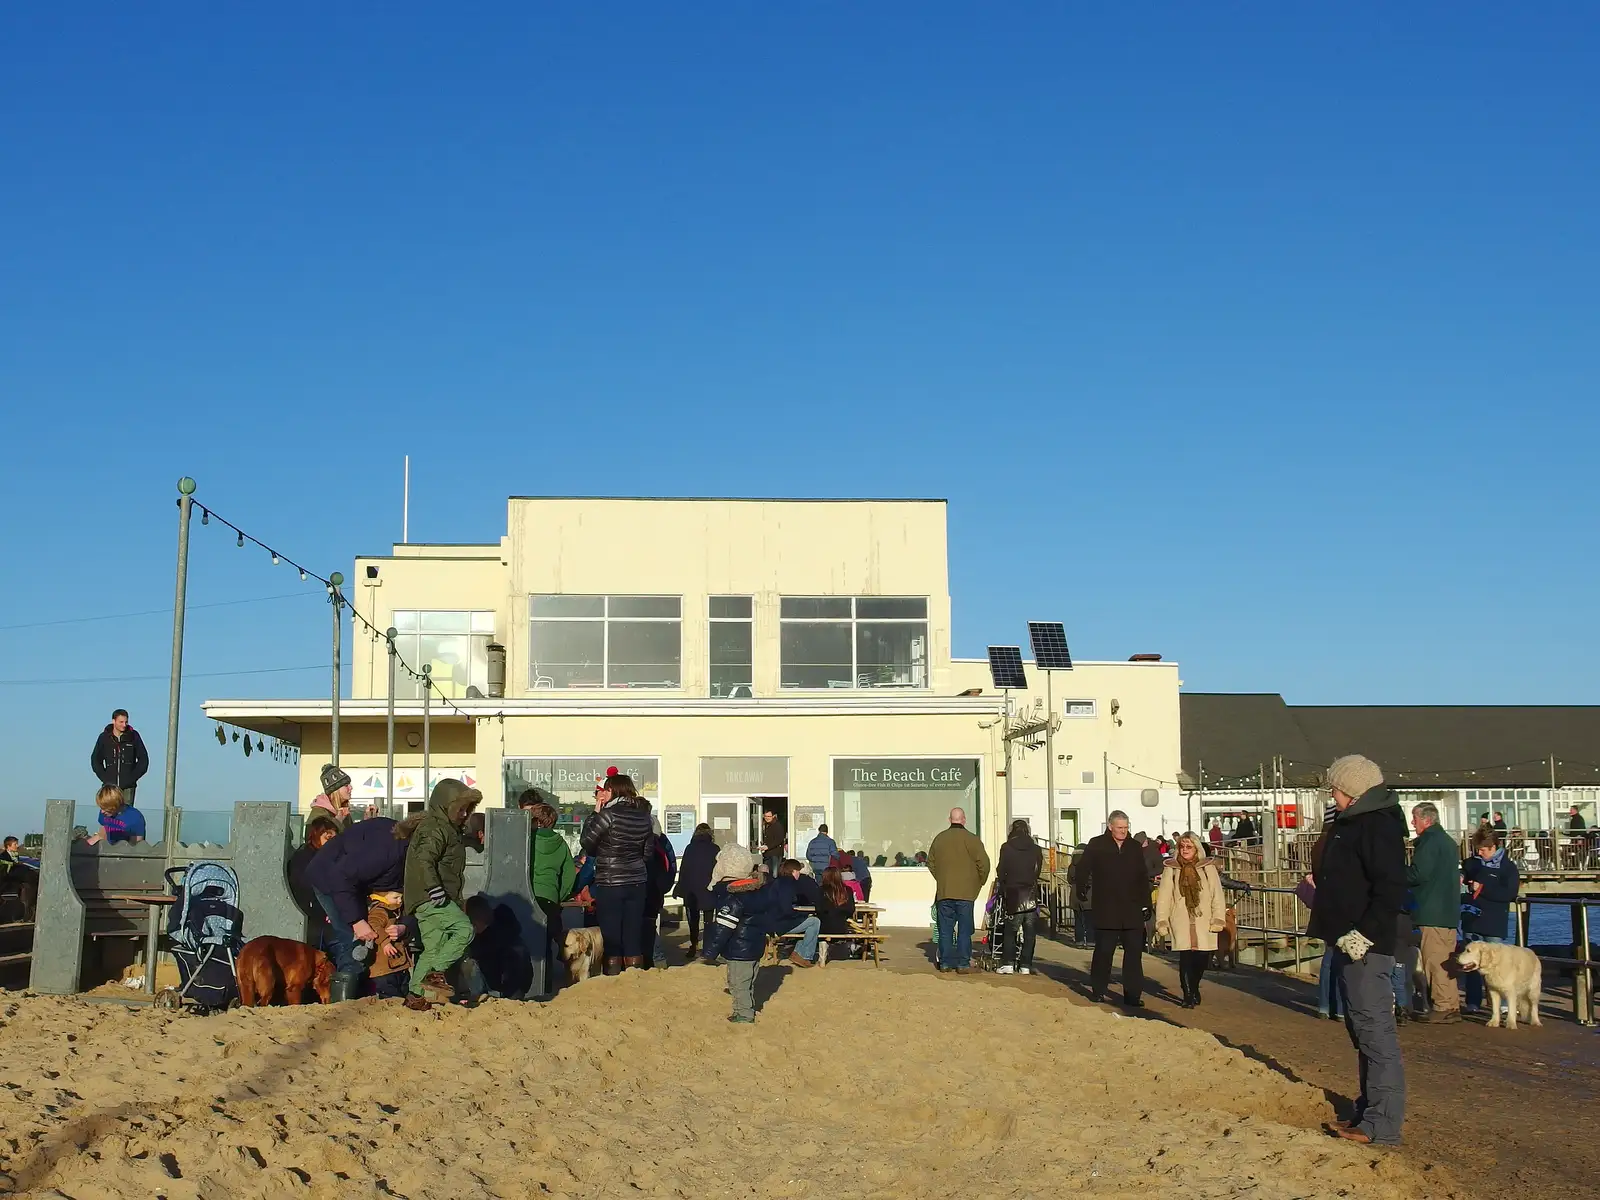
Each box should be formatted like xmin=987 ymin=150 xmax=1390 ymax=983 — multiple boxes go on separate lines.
xmin=1456 ymin=941 xmax=1542 ymax=1029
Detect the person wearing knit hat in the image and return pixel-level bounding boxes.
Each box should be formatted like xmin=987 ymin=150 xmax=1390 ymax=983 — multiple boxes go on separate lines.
xmin=1307 ymin=754 xmax=1408 ymax=1147
xmin=307 ymin=763 xmax=355 ymax=835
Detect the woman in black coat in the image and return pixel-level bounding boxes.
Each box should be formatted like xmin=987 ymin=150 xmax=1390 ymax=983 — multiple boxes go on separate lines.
xmin=674 ymin=824 xmax=720 ymax=956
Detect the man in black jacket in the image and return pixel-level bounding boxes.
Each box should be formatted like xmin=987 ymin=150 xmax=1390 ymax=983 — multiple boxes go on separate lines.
xmin=1307 ymin=755 xmax=1407 ymax=1147
xmin=1078 ymin=810 xmax=1151 ymax=1008
xmin=304 ymin=815 xmax=413 ymax=1001
xmin=90 ymin=709 xmax=149 ymax=805
xmin=994 ymin=819 xmax=1043 ymax=975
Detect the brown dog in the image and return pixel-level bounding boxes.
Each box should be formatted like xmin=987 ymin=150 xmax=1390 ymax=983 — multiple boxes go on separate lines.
xmin=1214 ymin=907 xmax=1238 ymax=970
xmin=236 ymin=936 xmax=334 ymax=1006
xmin=561 ymin=927 xmax=605 ymax=985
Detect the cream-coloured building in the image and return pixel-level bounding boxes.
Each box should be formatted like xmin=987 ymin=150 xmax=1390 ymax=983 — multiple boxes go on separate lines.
xmin=204 ymin=497 xmax=1184 ymax=925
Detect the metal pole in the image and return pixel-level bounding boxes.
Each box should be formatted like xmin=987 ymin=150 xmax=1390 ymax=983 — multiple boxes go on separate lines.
xmin=1002 ymin=690 xmax=1014 ymax=825
xmin=422 ymin=664 xmax=432 ymax=798
xmin=149 ymin=477 xmax=196 ymax=994
xmin=386 ymin=626 xmax=398 ymax=820
xmin=329 ymin=571 xmax=344 ymax=766
xmin=1043 ymin=671 xmax=1057 ymax=852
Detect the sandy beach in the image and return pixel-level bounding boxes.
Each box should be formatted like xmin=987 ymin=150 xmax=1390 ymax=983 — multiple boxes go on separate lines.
xmin=0 ymin=967 xmax=1459 ymax=1199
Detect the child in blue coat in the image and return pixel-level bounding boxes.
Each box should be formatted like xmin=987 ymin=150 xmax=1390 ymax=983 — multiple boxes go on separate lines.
xmin=700 ymin=845 xmax=782 ymax=1023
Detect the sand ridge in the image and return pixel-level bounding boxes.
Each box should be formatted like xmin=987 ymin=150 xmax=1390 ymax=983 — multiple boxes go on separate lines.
xmin=0 ymin=969 xmax=1459 ymax=1198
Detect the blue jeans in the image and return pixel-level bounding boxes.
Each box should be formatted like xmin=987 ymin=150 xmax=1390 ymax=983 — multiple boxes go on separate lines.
xmin=315 ymin=891 xmax=364 ymax=976
xmin=1463 ymin=935 xmax=1506 ymax=1010
xmin=785 ymin=915 xmax=821 ymax=961
xmin=936 ymin=899 xmax=975 ymax=969
xmin=1318 ymin=946 xmax=1342 ymax=1016
xmin=1389 ymin=958 xmax=1411 ymax=1009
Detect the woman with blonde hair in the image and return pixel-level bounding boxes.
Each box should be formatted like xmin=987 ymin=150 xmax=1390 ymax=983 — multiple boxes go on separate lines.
xmin=1155 ymin=831 xmax=1228 ymax=1008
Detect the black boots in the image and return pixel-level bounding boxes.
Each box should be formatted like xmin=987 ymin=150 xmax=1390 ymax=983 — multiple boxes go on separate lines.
xmin=329 ymin=972 xmax=362 ymax=1003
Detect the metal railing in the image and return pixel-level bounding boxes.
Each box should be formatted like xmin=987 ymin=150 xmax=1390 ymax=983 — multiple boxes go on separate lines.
xmin=1217 ymin=878 xmax=1597 ymax=1027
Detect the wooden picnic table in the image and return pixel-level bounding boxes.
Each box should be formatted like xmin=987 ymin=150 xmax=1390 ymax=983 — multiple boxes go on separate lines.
xmin=772 ymin=903 xmax=885 ymax=967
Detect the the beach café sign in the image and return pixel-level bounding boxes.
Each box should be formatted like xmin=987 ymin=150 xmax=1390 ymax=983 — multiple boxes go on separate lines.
xmin=832 ymin=758 xmax=977 ymax=791
xmin=503 ymin=757 xmax=660 ymax=799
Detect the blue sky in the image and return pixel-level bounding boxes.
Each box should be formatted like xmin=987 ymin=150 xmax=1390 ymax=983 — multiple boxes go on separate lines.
xmin=1 ymin=4 xmax=1596 ymax=835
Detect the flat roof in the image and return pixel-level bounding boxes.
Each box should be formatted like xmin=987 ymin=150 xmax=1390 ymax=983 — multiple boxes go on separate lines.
xmin=506 ymin=495 xmax=947 ymax=504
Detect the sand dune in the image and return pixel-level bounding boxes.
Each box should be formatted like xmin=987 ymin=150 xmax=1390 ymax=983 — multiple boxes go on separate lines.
xmin=0 ymin=968 xmax=1458 ymax=1199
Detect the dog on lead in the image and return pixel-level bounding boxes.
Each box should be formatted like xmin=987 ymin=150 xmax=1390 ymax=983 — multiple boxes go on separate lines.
xmin=561 ymin=927 xmax=605 ymax=985
xmin=1213 ymin=907 xmax=1239 ymax=970
xmin=1455 ymin=940 xmax=1542 ymax=1029
xmin=236 ymin=936 xmax=335 ymax=1006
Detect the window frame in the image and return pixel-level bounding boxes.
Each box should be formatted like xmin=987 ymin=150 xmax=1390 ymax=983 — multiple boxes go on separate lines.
xmin=528 ymin=595 xmax=683 ymax=689
xmin=707 ymin=595 xmax=754 ymax=698
xmin=778 ymin=596 xmax=929 ymax=690
xmin=1061 ymin=699 xmax=1098 ymax=719
xmin=828 ymin=754 xmax=982 ymax=869
xmin=389 ymin=609 xmax=496 ymax=699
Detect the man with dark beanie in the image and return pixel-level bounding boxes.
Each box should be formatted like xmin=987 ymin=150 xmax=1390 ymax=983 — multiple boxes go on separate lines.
xmin=1308 ymin=755 xmax=1408 ymax=1146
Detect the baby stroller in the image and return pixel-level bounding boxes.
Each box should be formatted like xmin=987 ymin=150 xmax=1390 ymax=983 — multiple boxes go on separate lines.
xmin=976 ymin=892 xmax=1012 ymax=972
xmin=159 ymin=862 xmax=243 ymax=1014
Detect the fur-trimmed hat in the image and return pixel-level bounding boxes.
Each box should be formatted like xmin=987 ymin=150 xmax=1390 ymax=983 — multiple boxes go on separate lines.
xmin=710 ymin=843 xmax=758 ymax=889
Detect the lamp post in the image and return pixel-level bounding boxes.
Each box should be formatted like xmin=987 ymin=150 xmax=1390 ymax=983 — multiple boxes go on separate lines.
xmin=386 ymin=626 xmax=398 ymax=820
xmin=329 ymin=571 xmax=345 ymax=765
xmin=148 ymin=476 xmax=196 ymax=993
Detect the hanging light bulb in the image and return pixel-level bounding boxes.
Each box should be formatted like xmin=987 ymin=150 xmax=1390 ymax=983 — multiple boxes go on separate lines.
xmin=201 ymin=510 xmax=210 ymax=525
xmin=299 ymin=569 xmax=307 ymax=581
xmin=236 ymin=532 xmax=245 ymax=548
xmin=271 ymin=552 xmax=280 ymax=565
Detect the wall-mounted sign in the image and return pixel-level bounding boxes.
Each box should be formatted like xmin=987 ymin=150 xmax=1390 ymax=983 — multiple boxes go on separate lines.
xmin=832 ymin=759 xmax=976 ymax=792
xmin=701 ymin=756 xmax=788 ymax=795
xmin=351 ymin=767 xmax=477 ymax=800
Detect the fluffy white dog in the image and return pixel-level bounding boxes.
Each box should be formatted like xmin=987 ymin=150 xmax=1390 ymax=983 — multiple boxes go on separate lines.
xmin=1456 ymin=941 xmax=1542 ymax=1029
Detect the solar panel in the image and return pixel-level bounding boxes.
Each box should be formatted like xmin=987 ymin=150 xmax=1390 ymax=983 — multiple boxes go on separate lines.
xmin=1027 ymin=621 xmax=1073 ymax=671
xmin=986 ymin=646 xmax=1028 ymax=691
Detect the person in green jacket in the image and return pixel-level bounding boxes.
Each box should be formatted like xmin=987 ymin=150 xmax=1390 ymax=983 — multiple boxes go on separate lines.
xmin=400 ymin=778 xmax=482 ymax=1010
xmin=1406 ymin=801 xmax=1462 ymax=1023
xmin=521 ymin=795 xmax=576 ymax=990
xmin=926 ymin=807 xmax=991 ymax=973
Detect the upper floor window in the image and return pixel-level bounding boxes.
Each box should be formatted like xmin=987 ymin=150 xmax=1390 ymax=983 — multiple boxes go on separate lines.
xmin=529 ymin=595 xmax=681 ymax=688
xmin=779 ymin=597 xmax=928 ymax=689
xmin=1062 ymin=700 xmax=1097 ymax=718
xmin=709 ymin=596 xmax=754 ymax=698
xmin=392 ymin=611 xmax=495 ymax=699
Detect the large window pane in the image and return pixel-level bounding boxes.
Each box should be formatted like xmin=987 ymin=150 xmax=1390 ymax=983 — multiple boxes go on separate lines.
xmin=504 ymin=756 xmax=660 ymax=853
xmin=420 ymin=611 xmax=470 ymax=633
xmin=531 ymin=621 xmax=605 ymax=688
xmin=531 ymin=595 xmax=605 ymax=618
xmin=393 ymin=610 xmax=419 ymax=632
xmin=856 ymin=597 xmax=927 ymax=619
xmin=781 ymin=597 xmax=851 ymax=619
xmin=609 ymin=596 xmax=680 ymax=619
xmin=608 ymin=620 xmax=682 ymax=687
xmin=710 ymin=620 xmax=753 ymax=697
xmin=781 ymin=623 xmax=853 ymax=688
xmin=856 ymin=622 xmax=929 ymax=688
xmin=420 ymin=633 xmax=471 ymax=697
xmin=833 ymin=758 xmax=979 ymax=866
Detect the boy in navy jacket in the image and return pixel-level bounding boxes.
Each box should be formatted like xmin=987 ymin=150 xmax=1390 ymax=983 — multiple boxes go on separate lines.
xmin=700 ymin=845 xmax=782 ymax=1023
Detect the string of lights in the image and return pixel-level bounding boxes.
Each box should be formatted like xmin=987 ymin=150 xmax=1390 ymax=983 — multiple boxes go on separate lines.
xmin=191 ymin=500 xmax=493 ymax=724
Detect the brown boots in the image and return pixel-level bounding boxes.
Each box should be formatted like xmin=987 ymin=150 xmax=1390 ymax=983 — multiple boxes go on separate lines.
xmin=622 ymin=956 xmax=645 ymax=971
xmin=603 ymin=957 xmax=623 ymax=977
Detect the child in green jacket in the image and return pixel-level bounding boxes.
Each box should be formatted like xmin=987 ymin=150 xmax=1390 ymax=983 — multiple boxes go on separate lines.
xmin=400 ymin=778 xmax=482 ymax=1009
xmin=521 ymin=795 xmax=576 ymax=990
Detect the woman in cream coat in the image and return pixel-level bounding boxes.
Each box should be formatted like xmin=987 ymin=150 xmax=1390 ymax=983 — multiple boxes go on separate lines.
xmin=1155 ymin=831 xmax=1228 ymax=1008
